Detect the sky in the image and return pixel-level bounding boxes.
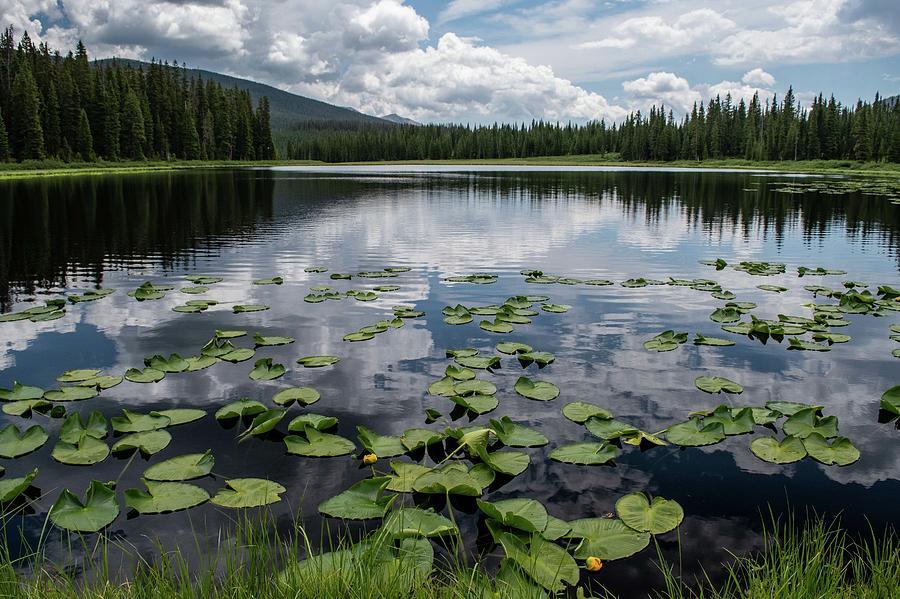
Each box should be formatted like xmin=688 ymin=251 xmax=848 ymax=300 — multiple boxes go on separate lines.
xmin=2 ymin=0 xmax=899 ymax=123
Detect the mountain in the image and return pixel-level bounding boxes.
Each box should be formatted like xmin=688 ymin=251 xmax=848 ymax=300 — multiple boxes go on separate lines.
xmin=93 ymin=58 xmax=393 ymax=131
xmin=381 ymin=114 xmax=422 ymax=126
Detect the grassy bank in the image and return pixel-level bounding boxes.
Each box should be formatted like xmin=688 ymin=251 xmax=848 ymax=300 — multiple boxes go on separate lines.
xmin=0 ymin=157 xmax=898 ymax=181
xmin=1 ymin=515 xmax=896 ymax=599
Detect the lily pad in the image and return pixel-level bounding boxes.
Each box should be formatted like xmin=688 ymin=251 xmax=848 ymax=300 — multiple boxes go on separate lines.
xmin=382 ymin=507 xmax=458 ymax=538
xmin=49 ymin=481 xmax=119 ymax=532
xmin=233 ymin=304 xmax=270 ymax=313
xmin=125 ymin=480 xmax=209 ymax=514
xmin=343 ymin=331 xmax=375 ymax=342
xmin=455 ymin=355 xmax=500 ymax=370
xmin=567 ymin=518 xmax=651 ymax=560
xmin=0 ymin=382 xmax=45 ymax=401
xmin=210 ymin=478 xmax=285 ymax=508
xmin=693 ymin=334 xmax=736 ymax=347
xmin=239 ymin=409 xmax=285 ymax=438
xmin=489 ymin=417 xmax=548 ymax=447
xmin=253 ymin=276 xmax=283 ymax=285
xmin=549 ymin=442 xmax=618 ymax=465
xmin=766 ymin=401 xmax=823 ymax=416
xmin=112 ymin=431 xmax=172 ymax=456
xmin=881 ymin=386 xmax=900 ymax=415
xmin=478 ymin=498 xmax=549 ymax=534
xmin=802 ymin=434 xmax=860 ymax=466
xmin=615 ymin=493 xmax=683 ymax=534
xmin=643 ymin=330 xmax=688 ymax=352
xmin=449 ymin=394 xmax=498 ymax=415
xmin=757 ymin=285 xmax=788 ymax=293
xmin=51 ymin=435 xmax=109 ymax=466
xmin=514 ymin=377 xmax=559 ymax=401
xmin=665 ymin=418 xmax=726 ymax=447
xmin=412 ymin=463 xmax=494 ymax=496
xmin=787 ymin=338 xmax=831 ymax=352
xmin=493 ymin=531 xmax=579 ymax=593
xmin=357 ymin=426 xmax=406 ymax=458
xmin=253 ymin=333 xmax=295 ymax=347
xmin=0 ymin=468 xmax=38 ymax=503
xmin=541 ymin=304 xmax=570 ymax=313
xmin=453 ymin=379 xmax=497 ymax=396
xmin=220 ymin=348 xmax=256 ymax=363
xmin=318 ymin=477 xmax=397 ymax=520
xmin=57 ymin=369 xmax=102 ymax=383
xmin=782 ymin=408 xmax=838 ymax=439
xmin=125 ymin=367 xmax=166 ymax=384
xmin=285 ymin=427 xmax=356 ymax=457
xmin=44 ymin=386 xmax=98 ymax=402
xmin=215 ymin=399 xmax=267 ymax=420
xmin=2 ymin=399 xmax=52 ymax=417
xmin=401 ymin=428 xmax=444 ymax=451
xmin=0 ymin=424 xmax=48 ymax=458
xmin=145 ymin=354 xmax=190 ymax=373
xmin=563 ymin=402 xmax=612 ymax=423
xmin=249 ymin=358 xmax=286 ymax=381
xmin=153 ymin=409 xmax=206 ymax=426
xmin=144 ymin=451 xmax=215 ymax=481
xmin=76 ymin=375 xmax=123 ymax=390
xmin=273 ymin=387 xmax=320 ymax=407
xmin=750 ymin=436 xmax=807 ymax=464
xmin=709 ymin=308 xmax=742 ymax=323
xmin=700 ymin=405 xmax=755 ymax=435
xmin=111 ymin=410 xmax=171 ymax=433
xmin=695 ymin=376 xmax=743 ymax=394
xmin=385 ymin=462 xmax=434 ymax=493
xmin=584 ymin=418 xmax=639 ymax=440
xmin=444 ymin=365 xmax=475 ymax=381
xmin=287 ymin=414 xmax=337 ymax=432
xmin=479 ymin=449 xmax=530 ymax=476
xmin=517 ymin=352 xmax=555 ymax=367
xmin=297 ymin=355 xmax=340 ymax=368
xmin=480 ymin=319 xmax=514 ymax=334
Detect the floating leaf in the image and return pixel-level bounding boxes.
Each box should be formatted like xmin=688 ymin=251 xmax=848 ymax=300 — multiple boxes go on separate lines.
xmin=643 ymin=330 xmax=688 ymax=352
xmin=51 ymin=435 xmax=109 ymax=466
xmin=180 ymin=286 xmax=208 ymax=295
xmin=111 ymin=410 xmax=171 ymax=433
xmin=693 ymin=334 xmax=736 ymax=347
xmin=766 ymin=401 xmax=822 ymax=416
xmin=787 ymin=338 xmax=831 ymax=352
xmin=615 ymin=493 xmax=683 ymax=535
xmin=709 ymin=307 xmax=742 ymax=323
xmin=480 ymin=319 xmax=514 ymax=334
xmin=811 ymin=332 xmax=851 ymax=344
xmin=757 ymin=285 xmax=788 ymax=293
xmin=514 ymin=377 xmax=559 ymax=401
xmin=489 ymin=417 xmax=548 ymax=447
xmin=297 ymin=355 xmax=340 ymax=368
xmin=0 ymin=382 xmax=44 ymax=401
xmin=186 ymin=276 xmax=223 ymax=285
xmin=401 ymin=428 xmax=444 ymax=451
xmin=76 ymin=375 xmax=123 ymax=390
xmin=57 ymin=369 xmax=102 ymax=383
xmin=444 ymin=365 xmax=475 ymax=381
xmin=249 ymin=358 xmax=286 ymax=381
xmin=254 ymin=333 xmax=295 ymax=347
xmin=450 ymin=393 xmax=498 ymax=414
xmin=517 ymin=352 xmax=555 ymax=367
xmin=454 ymin=379 xmax=497 ymax=396
xmin=750 ymin=436 xmax=807 ymax=464
xmin=220 ymin=348 xmax=256 ymax=363
xmin=112 ymin=431 xmax=172 ymax=456
xmin=455 ymin=356 xmax=500 ymax=370
xmin=215 ymin=399 xmax=267 ymax=420
xmin=412 ymin=463 xmax=494 ymax=496
xmin=782 ymin=408 xmax=838 ymax=439
xmin=285 ymin=427 xmax=355 ymax=457
xmin=567 ymin=518 xmax=650 ymax=560
xmin=357 ymin=426 xmax=406 ymax=458
xmin=479 ymin=498 xmax=548 ymax=534
xmin=210 ymin=478 xmax=285 ymax=508
xmin=343 ymin=331 xmax=375 ymax=342
xmin=549 ymin=442 xmax=618 ymax=465
xmin=479 ymin=449 xmax=530 ymax=476
xmin=562 ymin=402 xmax=612 ymax=423
xmin=802 ymin=434 xmax=860 ymax=466
xmin=153 ymin=409 xmax=206 ymax=426
xmin=253 ymin=276 xmax=283 ymax=285
xmin=493 ymin=531 xmax=579 ymax=592
xmin=233 ymin=304 xmax=270 ymax=313
xmin=273 ymin=387 xmax=320 ymax=407
xmin=881 ymin=386 xmax=900 ymax=416
xmin=0 ymin=424 xmax=48 ymax=458
xmin=44 ymin=386 xmax=98 ymax=402
xmin=49 ymin=481 xmax=119 ymax=532
xmin=665 ymin=418 xmax=726 ymax=447
xmin=700 ymin=405 xmax=755 ymax=436
xmin=2 ymin=399 xmax=52 ymax=417
xmin=382 ymin=507 xmax=458 ymax=538
xmin=541 ymin=304 xmax=570 ymax=313
xmin=318 ymin=477 xmax=397 ymax=520
xmin=144 ymin=451 xmax=215 ymax=481
xmin=125 ymin=480 xmax=209 ymax=514
xmin=496 ymin=342 xmax=533 ymax=355
xmin=145 ymin=354 xmax=189 ymax=373
xmin=385 ymin=462 xmax=433 ymax=493
xmin=240 ymin=409 xmax=285 ymax=438
xmin=287 ymin=414 xmax=337 ymax=432
xmin=427 ymin=377 xmax=456 ymax=397
xmin=125 ymin=367 xmax=165 ymax=384
xmin=0 ymin=468 xmax=38 ymax=503
xmin=695 ymin=376 xmax=743 ymax=394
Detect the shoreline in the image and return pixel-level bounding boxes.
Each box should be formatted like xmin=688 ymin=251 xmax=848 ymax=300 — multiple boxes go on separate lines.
xmin=0 ymin=157 xmax=898 ymax=181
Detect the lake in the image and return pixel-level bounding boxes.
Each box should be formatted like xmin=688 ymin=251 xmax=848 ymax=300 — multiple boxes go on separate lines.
xmin=0 ymin=166 xmax=898 ymax=595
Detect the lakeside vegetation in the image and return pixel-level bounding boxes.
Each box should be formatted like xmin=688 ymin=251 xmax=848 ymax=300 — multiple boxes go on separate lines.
xmin=0 ymin=29 xmax=275 ymax=164
xmin=0 ymin=513 xmax=895 ymax=598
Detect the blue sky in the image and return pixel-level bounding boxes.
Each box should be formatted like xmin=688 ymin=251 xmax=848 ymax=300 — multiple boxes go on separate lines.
xmin=4 ymin=0 xmax=899 ymax=123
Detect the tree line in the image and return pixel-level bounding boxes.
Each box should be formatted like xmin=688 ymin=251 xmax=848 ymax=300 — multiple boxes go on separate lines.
xmin=0 ymin=29 xmax=276 ymax=163
xmin=283 ymin=88 xmax=899 ymax=163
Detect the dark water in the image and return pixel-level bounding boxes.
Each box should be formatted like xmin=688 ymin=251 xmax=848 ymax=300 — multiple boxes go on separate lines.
xmin=0 ymin=166 xmax=898 ymax=595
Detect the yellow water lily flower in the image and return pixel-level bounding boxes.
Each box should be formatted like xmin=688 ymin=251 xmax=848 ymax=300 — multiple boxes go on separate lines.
xmin=585 ymin=556 xmax=603 ymax=572
xmin=362 ymin=453 xmax=378 ymax=465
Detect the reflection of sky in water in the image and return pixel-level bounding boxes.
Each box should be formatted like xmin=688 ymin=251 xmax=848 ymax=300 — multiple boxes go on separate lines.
xmin=0 ymin=168 xmax=898 ymax=594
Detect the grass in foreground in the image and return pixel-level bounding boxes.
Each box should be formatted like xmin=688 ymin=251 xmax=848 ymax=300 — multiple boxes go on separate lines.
xmin=0 ymin=514 xmax=896 ymax=599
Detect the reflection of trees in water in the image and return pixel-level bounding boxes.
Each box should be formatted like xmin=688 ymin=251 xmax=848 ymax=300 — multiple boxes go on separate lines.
xmin=0 ymin=171 xmax=275 ymax=309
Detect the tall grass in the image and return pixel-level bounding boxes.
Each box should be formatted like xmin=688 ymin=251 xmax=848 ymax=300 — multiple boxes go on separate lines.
xmin=0 ymin=511 xmax=896 ymax=598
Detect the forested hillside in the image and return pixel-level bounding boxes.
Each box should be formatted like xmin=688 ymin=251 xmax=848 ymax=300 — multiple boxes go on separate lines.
xmin=0 ymin=29 xmax=276 ymax=163
xmin=284 ymin=88 xmax=900 ymax=163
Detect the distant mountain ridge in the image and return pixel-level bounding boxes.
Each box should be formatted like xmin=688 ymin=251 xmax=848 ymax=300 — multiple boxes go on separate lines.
xmin=93 ymin=58 xmax=393 ymax=131
xmin=381 ymin=113 xmax=422 ymax=126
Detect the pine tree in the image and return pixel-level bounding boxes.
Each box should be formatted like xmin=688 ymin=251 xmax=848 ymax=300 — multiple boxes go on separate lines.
xmin=120 ymin=88 xmax=146 ymax=160
xmin=256 ymin=96 xmax=275 ymax=159
xmin=75 ymin=108 xmax=93 ymax=160
xmin=0 ymin=106 xmax=9 ymax=160
xmin=10 ymin=59 xmax=44 ymax=160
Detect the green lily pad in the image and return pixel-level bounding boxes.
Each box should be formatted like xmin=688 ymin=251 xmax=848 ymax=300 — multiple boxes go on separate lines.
xmin=401 ymin=428 xmax=444 ymax=451
xmin=145 ymin=354 xmax=189 ymax=373
xmin=76 ymin=375 xmax=123 ymax=390
xmin=215 ymin=399 xmax=267 ymax=420
xmin=382 ymin=507 xmax=458 ymax=538
xmin=318 ymin=477 xmax=397 ymax=520
xmin=57 ymin=369 xmax=102 ymax=383
xmin=216 ymin=330 xmax=247 ymax=339
xmin=144 ymin=451 xmax=215 ymax=481
xmin=273 ymin=387 xmax=320 ymax=407
xmin=152 ymin=409 xmax=206 ymax=426
xmin=750 ymin=436 xmax=807 ymax=464
xmin=44 ymin=386 xmax=98 ymax=402
xmin=811 ymin=332 xmax=851 ymax=344
xmin=239 ymin=409 xmax=285 ymax=438
xmin=125 ymin=480 xmax=209 ymax=514
xmin=787 ymin=338 xmax=831 ymax=352
xmin=428 ymin=377 xmax=456 ymax=397
xmin=643 ymin=330 xmax=688 ymax=352
xmin=489 ymin=417 xmax=548 ymax=447
xmin=0 ymin=468 xmax=38 ymax=502
xmin=709 ymin=308 xmax=742 ymax=323
xmin=125 ymin=367 xmax=166 ymax=384
xmin=693 ymin=334 xmax=736 ymax=347
xmin=220 ymin=348 xmax=256 ymax=363
xmin=446 ymin=348 xmax=478 ymax=358
xmin=185 ymin=356 xmax=217 ymax=372
xmin=479 ymin=449 xmax=530 ymax=476
xmin=700 ymin=405 xmax=755 ymax=435
xmin=111 ymin=410 xmax=171 ymax=433
xmin=343 ymin=331 xmax=375 ymax=342
xmin=288 ymin=414 xmax=338 ymax=432
xmin=615 ymin=493 xmax=683 ymax=535
xmin=186 ymin=276 xmax=223 ymax=285
xmin=233 ymin=304 xmax=270 ymax=313
xmin=449 ymin=394 xmax=498 ymax=415
xmin=479 ymin=498 xmax=548 ymax=535
xmin=453 ymin=379 xmax=497 ymax=396
xmin=517 ymin=352 xmax=555 ymax=367
xmin=62 ymin=412 xmax=108 ymax=445
xmin=566 ymin=518 xmax=651 ymax=560
xmin=285 ymin=427 xmax=355 ymax=457
xmin=541 ymin=304 xmax=570 ymax=313
xmin=0 ymin=382 xmax=45 ymax=401
xmin=51 ymin=435 xmax=109 ymax=466
xmin=802 ymin=434 xmax=860 ymax=466
xmin=210 ymin=478 xmax=285 ymax=508
xmin=514 ymin=377 xmax=559 ymax=401
xmin=585 ymin=418 xmax=639 ymax=440
xmin=357 ymin=426 xmax=406 ymax=458
xmin=480 ymin=319 xmax=514 ymax=334
xmin=180 ymin=286 xmax=208 ymax=295
xmin=444 ymin=365 xmax=475 ymax=381
xmin=493 ymin=531 xmax=579 ymax=592
xmin=549 ymin=442 xmax=618 ymax=465
xmin=297 ymin=355 xmax=340 ymax=368
xmin=757 ymin=285 xmax=788 ymax=293
xmin=253 ymin=333 xmax=295 ymax=347
xmin=766 ymin=401 xmax=823 ymax=416
xmin=249 ymin=358 xmax=286 ymax=381
xmin=665 ymin=418 xmax=726 ymax=447
xmin=2 ymin=399 xmax=52 ymax=417
xmin=496 ymin=342 xmax=533 ymax=355
xmin=562 ymin=402 xmax=612 ymax=423
xmin=385 ymin=462 xmax=433 ymax=493
xmin=112 ymin=431 xmax=172 ymax=456
xmin=881 ymin=386 xmax=900 ymax=415
xmin=412 ymin=463 xmax=494 ymax=496
xmin=782 ymin=408 xmax=839 ymax=439
xmin=695 ymin=376 xmax=743 ymax=394
xmin=455 ymin=356 xmax=500 ymax=370
xmin=253 ymin=276 xmax=283 ymax=285
xmin=49 ymin=481 xmax=119 ymax=532
xmin=0 ymin=424 xmax=48 ymax=458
